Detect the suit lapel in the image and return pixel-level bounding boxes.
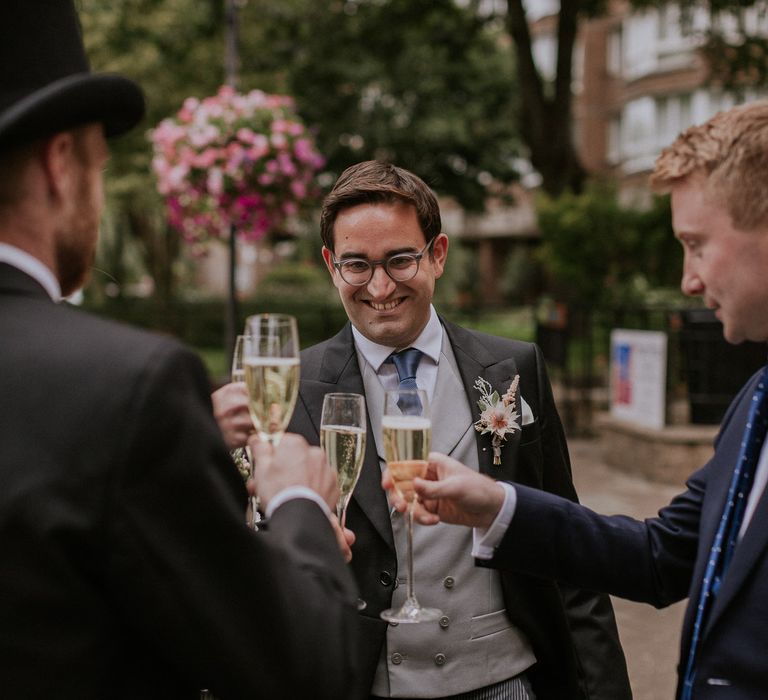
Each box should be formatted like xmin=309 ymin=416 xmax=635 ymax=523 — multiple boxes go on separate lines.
xmin=709 ymin=483 xmax=768 ymax=634
xmin=684 ymin=382 xmax=768 ymax=637
xmin=431 ymin=335 xmax=473 ymax=456
xmin=299 ymin=324 xmax=394 ymax=550
xmin=442 ymin=319 xmax=522 ymax=482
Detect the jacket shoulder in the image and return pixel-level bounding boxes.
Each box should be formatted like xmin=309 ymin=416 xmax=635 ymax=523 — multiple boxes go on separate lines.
xmin=299 ymin=325 xmax=351 ymax=376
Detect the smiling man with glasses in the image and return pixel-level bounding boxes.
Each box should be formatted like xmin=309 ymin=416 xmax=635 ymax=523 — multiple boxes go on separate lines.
xmin=213 ymin=160 xmax=630 ymax=700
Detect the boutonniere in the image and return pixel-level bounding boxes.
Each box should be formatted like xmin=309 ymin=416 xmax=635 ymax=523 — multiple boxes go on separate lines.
xmin=473 ymin=375 xmax=521 ymax=466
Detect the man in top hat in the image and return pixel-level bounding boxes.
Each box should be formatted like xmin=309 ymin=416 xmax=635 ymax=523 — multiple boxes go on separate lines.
xmin=0 ymin=2 xmax=360 ymax=698
xmin=387 ymin=102 xmax=768 ymax=699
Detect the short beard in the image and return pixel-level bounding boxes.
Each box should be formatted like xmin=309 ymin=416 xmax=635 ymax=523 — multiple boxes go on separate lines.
xmin=56 ymin=238 xmax=93 ymax=298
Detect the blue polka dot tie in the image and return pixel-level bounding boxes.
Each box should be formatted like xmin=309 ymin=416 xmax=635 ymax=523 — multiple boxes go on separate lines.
xmin=681 ymin=365 xmax=768 ymax=700
xmin=387 ymin=348 xmax=423 ymax=414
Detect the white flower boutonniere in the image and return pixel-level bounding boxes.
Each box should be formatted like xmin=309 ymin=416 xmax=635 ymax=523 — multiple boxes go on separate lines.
xmin=473 ymin=375 xmax=521 ymax=466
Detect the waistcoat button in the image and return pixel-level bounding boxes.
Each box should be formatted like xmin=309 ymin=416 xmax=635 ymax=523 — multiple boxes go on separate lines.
xmin=391 ymin=652 xmax=403 ymax=665
xmin=434 ymin=653 xmax=446 ymax=666
xmin=379 ymin=571 xmax=393 ymax=586
xmin=443 ymin=576 xmax=455 ymax=588
xmin=439 ymin=616 xmax=450 ymax=629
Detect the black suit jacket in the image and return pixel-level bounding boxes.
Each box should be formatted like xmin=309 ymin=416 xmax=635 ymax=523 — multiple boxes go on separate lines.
xmin=0 ymin=263 xmax=360 ymax=699
xmin=495 ymin=365 xmax=768 ymax=699
xmin=287 ymin=320 xmax=631 ymax=699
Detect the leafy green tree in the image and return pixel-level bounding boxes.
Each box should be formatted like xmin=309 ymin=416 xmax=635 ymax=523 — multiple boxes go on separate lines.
xmin=78 ymin=0 xmax=520 ymax=301
xmin=536 ymin=184 xmax=680 ymax=309
xmin=240 ymin=0 xmax=520 ymax=211
xmin=79 ymin=0 xmax=228 ymax=302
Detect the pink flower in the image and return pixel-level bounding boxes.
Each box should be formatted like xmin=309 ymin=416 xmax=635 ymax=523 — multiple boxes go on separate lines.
xmin=290 ymin=180 xmax=307 ymax=199
xmin=207 ymin=168 xmax=224 ymax=196
xmin=150 ymin=85 xmax=325 ymax=245
xmin=270 ymin=132 xmax=288 ymax=149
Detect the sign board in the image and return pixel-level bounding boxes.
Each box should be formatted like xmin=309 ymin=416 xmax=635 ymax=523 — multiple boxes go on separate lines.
xmin=610 ymin=329 xmax=667 ymax=430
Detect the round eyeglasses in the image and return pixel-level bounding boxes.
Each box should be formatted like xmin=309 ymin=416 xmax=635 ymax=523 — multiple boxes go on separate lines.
xmin=331 ymin=239 xmax=435 ymax=287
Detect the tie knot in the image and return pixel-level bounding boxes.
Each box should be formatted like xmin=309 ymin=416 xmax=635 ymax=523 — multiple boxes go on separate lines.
xmin=388 ymin=348 xmax=423 ymax=382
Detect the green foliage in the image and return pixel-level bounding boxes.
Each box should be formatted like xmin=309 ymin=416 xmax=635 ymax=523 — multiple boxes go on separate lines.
xmin=260 ymin=260 xmax=330 ymax=290
xmin=247 ymin=0 xmax=520 ymax=211
xmin=83 ymin=290 xmax=348 ymax=351
xmin=444 ymin=307 xmax=535 ymax=342
xmin=79 ymin=0 xmax=227 ymax=300
xmin=76 ymin=0 xmax=520 ymax=302
xmin=80 ymin=0 xmax=519 ymax=213
xmin=536 ymin=183 xmax=682 ymax=309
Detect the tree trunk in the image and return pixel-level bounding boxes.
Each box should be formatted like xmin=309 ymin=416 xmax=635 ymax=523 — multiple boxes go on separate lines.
xmin=506 ymin=0 xmax=585 ymax=196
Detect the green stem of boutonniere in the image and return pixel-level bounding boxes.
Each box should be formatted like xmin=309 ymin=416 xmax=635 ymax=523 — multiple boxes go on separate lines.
xmin=491 ymin=435 xmax=503 ymax=465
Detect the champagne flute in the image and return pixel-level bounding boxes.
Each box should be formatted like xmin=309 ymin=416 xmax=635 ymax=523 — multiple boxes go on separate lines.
xmin=320 ymin=393 xmax=367 ymax=526
xmin=380 ymin=388 xmax=442 ymax=624
xmin=242 ymin=314 xmax=300 ymax=446
xmin=242 ymin=314 xmax=300 ymax=522
xmin=320 ymin=392 xmax=369 ymax=612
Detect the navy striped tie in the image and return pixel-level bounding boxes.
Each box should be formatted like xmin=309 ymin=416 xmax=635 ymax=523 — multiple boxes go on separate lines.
xmin=681 ymin=365 xmax=768 ymax=700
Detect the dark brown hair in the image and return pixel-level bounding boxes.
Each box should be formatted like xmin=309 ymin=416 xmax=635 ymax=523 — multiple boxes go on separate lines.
xmin=320 ymin=160 xmax=441 ymax=250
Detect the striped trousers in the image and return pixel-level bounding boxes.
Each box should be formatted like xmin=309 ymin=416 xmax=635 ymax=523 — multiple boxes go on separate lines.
xmin=371 ymin=673 xmax=535 ymax=700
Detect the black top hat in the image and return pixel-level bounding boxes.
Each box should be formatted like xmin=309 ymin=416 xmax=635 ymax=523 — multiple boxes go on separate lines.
xmin=0 ymin=0 xmax=145 ymax=152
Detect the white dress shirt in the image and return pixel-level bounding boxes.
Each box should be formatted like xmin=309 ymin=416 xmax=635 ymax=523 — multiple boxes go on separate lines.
xmin=352 ymin=304 xmax=443 ymax=401
xmin=0 ymin=243 xmax=61 ymax=301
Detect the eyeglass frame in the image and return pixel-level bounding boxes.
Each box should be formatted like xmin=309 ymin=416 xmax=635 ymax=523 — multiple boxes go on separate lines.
xmin=329 ymin=238 xmax=437 ymax=286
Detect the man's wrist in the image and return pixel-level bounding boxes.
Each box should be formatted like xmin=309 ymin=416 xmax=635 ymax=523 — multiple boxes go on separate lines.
xmin=265 ymin=487 xmax=331 ymax=519
xmin=472 ymin=481 xmax=517 ymax=559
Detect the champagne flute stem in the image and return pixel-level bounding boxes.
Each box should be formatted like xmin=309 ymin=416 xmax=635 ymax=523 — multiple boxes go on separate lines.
xmin=249 ymin=445 xmax=261 ymax=529
xmin=249 ymin=432 xmax=279 ymax=528
xmin=406 ymin=505 xmax=415 ymax=602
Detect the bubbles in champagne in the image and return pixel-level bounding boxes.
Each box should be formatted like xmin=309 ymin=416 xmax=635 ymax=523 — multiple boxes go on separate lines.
xmin=382 ymin=415 xmax=431 ymax=503
xmin=321 ymin=425 xmax=366 ymax=500
xmin=243 ymin=357 xmax=300 ymax=438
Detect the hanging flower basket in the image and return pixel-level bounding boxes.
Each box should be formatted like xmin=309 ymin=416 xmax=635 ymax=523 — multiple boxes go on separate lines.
xmin=150 ymin=85 xmax=325 ymax=253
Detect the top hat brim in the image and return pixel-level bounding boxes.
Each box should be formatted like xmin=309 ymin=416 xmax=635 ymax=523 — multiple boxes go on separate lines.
xmin=0 ymin=72 xmax=145 ymax=152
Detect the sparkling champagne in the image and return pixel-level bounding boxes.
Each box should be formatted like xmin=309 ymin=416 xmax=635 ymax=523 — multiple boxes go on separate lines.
xmin=321 ymin=425 xmax=366 ymax=518
xmin=244 ymin=357 xmax=300 ymax=438
xmin=382 ymin=415 xmax=431 ymax=503
xmin=231 ymin=369 xmax=245 ymax=383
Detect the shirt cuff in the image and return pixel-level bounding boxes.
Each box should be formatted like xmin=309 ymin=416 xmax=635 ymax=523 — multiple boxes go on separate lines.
xmin=472 ymin=481 xmax=517 ymax=559
xmin=265 ymin=487 xmax=332 ymax=520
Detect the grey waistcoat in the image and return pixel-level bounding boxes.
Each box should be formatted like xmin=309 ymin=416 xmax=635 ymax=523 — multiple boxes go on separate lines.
xmin=363 ymin=334 xmax=536 ymax=698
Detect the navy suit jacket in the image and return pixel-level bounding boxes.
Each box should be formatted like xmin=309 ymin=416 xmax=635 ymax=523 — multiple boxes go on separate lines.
xmin=287 ymin=320 xmax=631 ymax=700
xmin=496 ymin=365 xmax=768 ymax=699
xmin=0 ymin=263 xmax=360 ymax=699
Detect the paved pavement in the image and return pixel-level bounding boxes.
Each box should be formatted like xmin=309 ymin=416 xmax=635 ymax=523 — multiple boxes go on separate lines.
xmin=568 ymin=437 xmax=688 ymax=700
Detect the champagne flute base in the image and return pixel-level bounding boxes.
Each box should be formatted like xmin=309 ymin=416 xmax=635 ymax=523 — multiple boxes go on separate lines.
xmin=380 ymin=598 xmax=442 ymax=624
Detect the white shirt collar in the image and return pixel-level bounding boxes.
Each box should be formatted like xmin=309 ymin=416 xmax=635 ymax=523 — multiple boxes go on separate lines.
xmin=351 ymin=305 xmax=443 ymax=372
xmin=0 ymin=243 xmax=61 ymax=301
